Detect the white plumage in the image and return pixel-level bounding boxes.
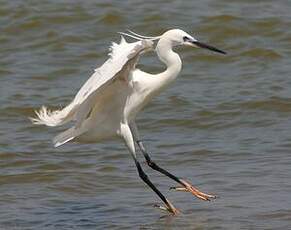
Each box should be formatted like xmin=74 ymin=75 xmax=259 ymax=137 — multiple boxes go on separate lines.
xmin=31 ymin=29 xmax=225 ymax=214
xmin=31 ymin=37 xmax=153 ymax=147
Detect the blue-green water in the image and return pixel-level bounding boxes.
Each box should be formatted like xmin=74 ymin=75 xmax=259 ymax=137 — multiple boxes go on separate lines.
xmin=1 ymin=0 xmax=291 ymax=229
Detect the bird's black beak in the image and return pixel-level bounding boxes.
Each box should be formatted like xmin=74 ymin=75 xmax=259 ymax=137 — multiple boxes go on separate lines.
xmin=192 ymin=41 xmax=226 ymax=55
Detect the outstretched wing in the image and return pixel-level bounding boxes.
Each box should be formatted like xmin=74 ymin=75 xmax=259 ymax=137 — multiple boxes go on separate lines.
xmin=31 ymin=37 xmax=153 ymax=127
xmin=74 ymin=37 xmax=153 ymax=108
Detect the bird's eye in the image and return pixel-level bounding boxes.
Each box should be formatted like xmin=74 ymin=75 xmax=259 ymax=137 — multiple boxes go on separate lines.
xmin=183 ymin=36 xmax=189 ymax=42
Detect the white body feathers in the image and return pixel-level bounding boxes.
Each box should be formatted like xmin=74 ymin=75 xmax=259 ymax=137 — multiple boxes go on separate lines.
xmin=31 ymin=30 xmax=187 ymax=147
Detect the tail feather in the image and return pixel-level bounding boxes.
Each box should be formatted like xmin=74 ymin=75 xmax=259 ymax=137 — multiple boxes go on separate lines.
xmin=53 ymin=127 xmax=76 ymax=147
xmin=30 ymin=103 xmax=76 ymax=127
xmin=31 ymin=102 xmax=88 ymax=147
xmin=53 ymin=126 xmax=86 ymax=147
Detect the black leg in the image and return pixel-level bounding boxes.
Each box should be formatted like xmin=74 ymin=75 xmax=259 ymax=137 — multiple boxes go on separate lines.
xmin=134 ymin=160 xmax=179 ymax=214
xmin=136 ymin=140 xmax=216 ymax=201
xmin=121 ymin=123 xmax=179 ymax=214
xmin=137 ymin=140 xmax=183 ymax=185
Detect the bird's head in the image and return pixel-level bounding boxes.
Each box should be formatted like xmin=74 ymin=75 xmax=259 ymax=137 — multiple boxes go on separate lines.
xmin=160 ymin=29 xmax=226 ymax=54
xmin=119 ymin=29 xmax=226 ymax=55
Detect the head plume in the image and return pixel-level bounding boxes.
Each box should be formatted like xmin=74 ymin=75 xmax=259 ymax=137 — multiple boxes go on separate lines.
xmin=118 ymin=30 xmax=161 ymax=41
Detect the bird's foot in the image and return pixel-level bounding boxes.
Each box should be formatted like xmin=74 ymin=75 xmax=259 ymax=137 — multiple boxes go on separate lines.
xmin=154 ymin=199 xmax=180 ymax=215
xmin=170 ymin=179 xmax=216 ymax=201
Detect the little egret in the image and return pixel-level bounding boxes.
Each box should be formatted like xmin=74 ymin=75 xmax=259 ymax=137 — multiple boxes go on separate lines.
xmin=31 ymin=29 xmax=226 ymax=215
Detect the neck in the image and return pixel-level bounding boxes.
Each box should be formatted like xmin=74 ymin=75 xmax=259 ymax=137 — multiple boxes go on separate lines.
xmin=155 ymin=39 xmax=182 ymax=89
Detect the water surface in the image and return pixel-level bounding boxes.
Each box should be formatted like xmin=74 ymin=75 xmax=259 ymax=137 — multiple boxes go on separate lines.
xmin=1 ymin=0 xmax=291 ymax=229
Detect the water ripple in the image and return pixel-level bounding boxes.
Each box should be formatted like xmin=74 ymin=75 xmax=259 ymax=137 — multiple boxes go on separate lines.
xmin=1 ymin=0 xmax=291 ymax=229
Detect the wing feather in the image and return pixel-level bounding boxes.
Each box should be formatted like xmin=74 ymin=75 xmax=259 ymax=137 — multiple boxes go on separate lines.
xmin=31 ymin=37 xmax=153 ymax=128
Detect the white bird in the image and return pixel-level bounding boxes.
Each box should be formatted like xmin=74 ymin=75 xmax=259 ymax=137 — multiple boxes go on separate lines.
xmin=31 ymin=29 xmax=226 ymax=215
